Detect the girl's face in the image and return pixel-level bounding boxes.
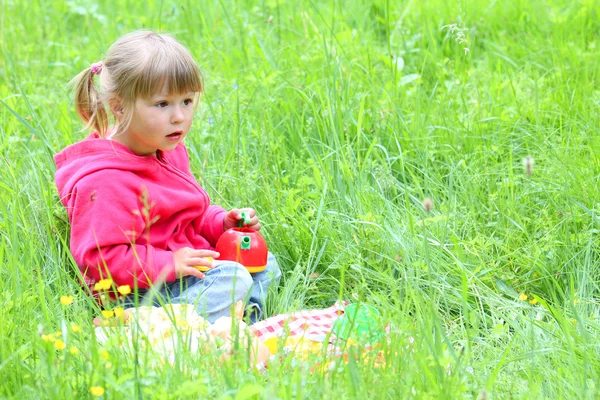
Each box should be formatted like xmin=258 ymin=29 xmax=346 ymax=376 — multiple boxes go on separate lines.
xmin=115 ymin=89 xmax=197 ymax=156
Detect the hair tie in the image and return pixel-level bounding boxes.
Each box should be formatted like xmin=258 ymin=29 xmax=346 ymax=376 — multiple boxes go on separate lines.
xmin=90 ymin=62 xmax=103 ymax=75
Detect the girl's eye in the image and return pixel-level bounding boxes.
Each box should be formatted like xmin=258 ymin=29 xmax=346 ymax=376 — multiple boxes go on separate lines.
xmin=156 ymin=101 xmax=168 ymax=108
xmin=183 ymin=99 xmax=193 ymax=106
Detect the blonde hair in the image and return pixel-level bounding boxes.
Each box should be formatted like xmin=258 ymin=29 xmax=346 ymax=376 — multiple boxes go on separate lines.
xmin=71 ymin=30 xmax=203 ymax=138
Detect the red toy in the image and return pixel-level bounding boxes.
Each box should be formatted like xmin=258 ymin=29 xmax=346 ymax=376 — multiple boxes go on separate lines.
xmin=214 ymin=212 xmax=268 ymax=273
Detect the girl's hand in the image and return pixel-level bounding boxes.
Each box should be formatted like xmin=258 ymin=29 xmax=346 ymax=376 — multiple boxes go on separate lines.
xmin=223 ymin=208 xmax=261 ymax=231
xmin=173 ymin=247 xmax=220 ymax=279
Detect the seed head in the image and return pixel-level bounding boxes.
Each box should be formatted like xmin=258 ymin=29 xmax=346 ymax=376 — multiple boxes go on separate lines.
xmin=523 ymin=155 xmax=534 ymax=177
xmin=477 ymin=388 xmax=488 ymax=400
xmin=422 ymin=198 xmax=434 ymax=213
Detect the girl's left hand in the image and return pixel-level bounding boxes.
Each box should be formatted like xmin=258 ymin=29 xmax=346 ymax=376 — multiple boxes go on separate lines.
xmin=224 ymin=208 xmax=261 ymax=231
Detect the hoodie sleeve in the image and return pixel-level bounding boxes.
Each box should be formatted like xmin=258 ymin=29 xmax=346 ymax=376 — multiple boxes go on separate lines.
xmin=199 ymin=205 xmax=227 ymax=247
xmin=66 ymin=173 xmax=177 ymax=289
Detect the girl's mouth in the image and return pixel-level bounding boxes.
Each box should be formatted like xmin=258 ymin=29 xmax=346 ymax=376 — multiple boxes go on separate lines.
xmin=166 ymin=131 xmax=182 ymax=141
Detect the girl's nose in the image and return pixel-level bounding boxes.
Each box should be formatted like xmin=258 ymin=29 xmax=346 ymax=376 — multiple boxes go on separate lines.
xmin=171 ymin=106 xmax=184 ymax=124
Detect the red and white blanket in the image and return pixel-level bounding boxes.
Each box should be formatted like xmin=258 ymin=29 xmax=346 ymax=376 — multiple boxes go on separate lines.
xmin=251 ymin=301 xmax=347 ymax=340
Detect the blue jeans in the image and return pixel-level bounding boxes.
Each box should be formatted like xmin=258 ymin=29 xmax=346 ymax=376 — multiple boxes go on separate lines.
xmin=123 ymin=252 xmax=281 ymax=323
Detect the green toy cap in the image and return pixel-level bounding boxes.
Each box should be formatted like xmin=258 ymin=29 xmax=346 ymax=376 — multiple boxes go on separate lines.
xmin=332 ymin=303 xmax=383 ymax=342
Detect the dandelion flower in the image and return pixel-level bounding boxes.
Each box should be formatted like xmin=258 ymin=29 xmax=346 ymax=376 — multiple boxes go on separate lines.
xmin=90 ymin=386 xmax=105 ymax=397
xmin=70 ymin=323 xmax=82 ymax=333
xmin=113 ymin=308 xmax=125 ymax=319
xmin=60 ymin=296 xmax=74 ymax=306
xmin=41 ymin=334 xmax=54 ymax=342
xmin=54 ymin=339 xmax=66 ymax=351
xmin=100 ymin=350 xmax=109 ymax=360
xmin=69 ymin=347 xmax=79 ymax=355
xmin=94 ymin=279 xmax=113 ymax=291
xmin=101 ymin=310 xmax=114 ymax=319
xmin=529 ymin=298 xmax=537 ymax=305
xmin=117 ymin=285 xmax=131 ymax=296
xmin=519 ymin=294 xmax=528 ymax=301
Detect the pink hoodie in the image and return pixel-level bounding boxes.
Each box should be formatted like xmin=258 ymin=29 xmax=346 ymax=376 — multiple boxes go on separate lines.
xmin=54 ymin=134 xmax=226 ymax=289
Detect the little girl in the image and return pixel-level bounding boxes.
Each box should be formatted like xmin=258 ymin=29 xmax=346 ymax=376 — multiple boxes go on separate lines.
xmin=54 ymin=30 xmax=280 ymax=323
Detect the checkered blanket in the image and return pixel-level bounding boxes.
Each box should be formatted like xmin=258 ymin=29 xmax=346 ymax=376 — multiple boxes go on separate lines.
xmin=250 ymin=301 xmax=348 ymax=341
xmin=250 ymin=301 xmax=389 ymax=371
xmin=94 ymin=301 xmax=378 ymax=369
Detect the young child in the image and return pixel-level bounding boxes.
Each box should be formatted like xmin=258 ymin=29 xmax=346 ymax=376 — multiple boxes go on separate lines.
xmin=54 ymin=30 xmax=280 ymax=323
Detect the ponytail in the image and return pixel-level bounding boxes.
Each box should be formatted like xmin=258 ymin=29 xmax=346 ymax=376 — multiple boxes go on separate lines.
xmin=71 ymin=66 xmax=110 ymax=137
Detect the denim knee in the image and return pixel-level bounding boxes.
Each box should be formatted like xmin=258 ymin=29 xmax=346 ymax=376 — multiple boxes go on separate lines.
xmin=211 ymin=261 xmax=254 ymax=301
xmin=265 ymin=252 xmax=282 ymax=284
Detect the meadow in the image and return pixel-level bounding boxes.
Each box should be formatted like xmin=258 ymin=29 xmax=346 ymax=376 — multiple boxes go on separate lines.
xmin=1 ymin=0 xmax=599 ymax=398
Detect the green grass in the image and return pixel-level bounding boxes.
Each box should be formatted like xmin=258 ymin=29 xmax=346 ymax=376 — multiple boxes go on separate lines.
xmin=1 ymin=0 xmax=599 ymax=398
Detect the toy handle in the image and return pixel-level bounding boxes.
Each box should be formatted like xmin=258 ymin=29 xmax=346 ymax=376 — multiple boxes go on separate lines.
xmin=238 ymin=211 xmax=251 ymax=228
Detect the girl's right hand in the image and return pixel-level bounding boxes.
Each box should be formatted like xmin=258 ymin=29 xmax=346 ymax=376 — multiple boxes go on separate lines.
xmin=173 ymin=247 xmax=219 ymax=279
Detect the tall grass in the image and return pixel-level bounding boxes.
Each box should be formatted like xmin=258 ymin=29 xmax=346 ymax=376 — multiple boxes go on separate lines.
xmin=1 ymin=0 xmax=599 ymax=398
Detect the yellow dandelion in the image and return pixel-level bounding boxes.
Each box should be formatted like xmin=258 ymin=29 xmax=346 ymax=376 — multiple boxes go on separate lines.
xmin=101 ymin=310 xmax=114 ymax=319
xmin=69 ymin=347 xmax=79 ymax=355
xmin=100 ymin=278 xmax=113 ymax=290
xmin=94 ymin=279 xmax=113 ymax=291
xmin=117 ymin=285 xmax=131 ymax=296
xmin=70 ymin=323 xmax=82 ymax=333
xmin=100 ymin=350 xmax=109 ymax=360
xmin=41 ymin=334 xmax=54 ymax=342
xmin=529 ymin=298 xmax=537 ymax=305
xmin=60 ymin=296 xmax=74 ymax=306
xmin=113 ymin=308 xmax=125 ymax=319
xmin=54 ymin=339 xmax=66 ymax=351
xmin=90 ymin=386 xmax=105 ymax=397
xmin=519 ymin=294 xmax=528 ymax=301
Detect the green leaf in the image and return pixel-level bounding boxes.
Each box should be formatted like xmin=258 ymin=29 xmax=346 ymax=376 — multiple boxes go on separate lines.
xmin=493 ymin=276 xmax=519 ymax=298
xmin=235 ymin=384 xmax=263 ymax=400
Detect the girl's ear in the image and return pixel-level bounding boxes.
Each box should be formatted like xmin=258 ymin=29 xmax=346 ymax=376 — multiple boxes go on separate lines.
xmin=109 ymin=97 xmax=124 ymax=120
